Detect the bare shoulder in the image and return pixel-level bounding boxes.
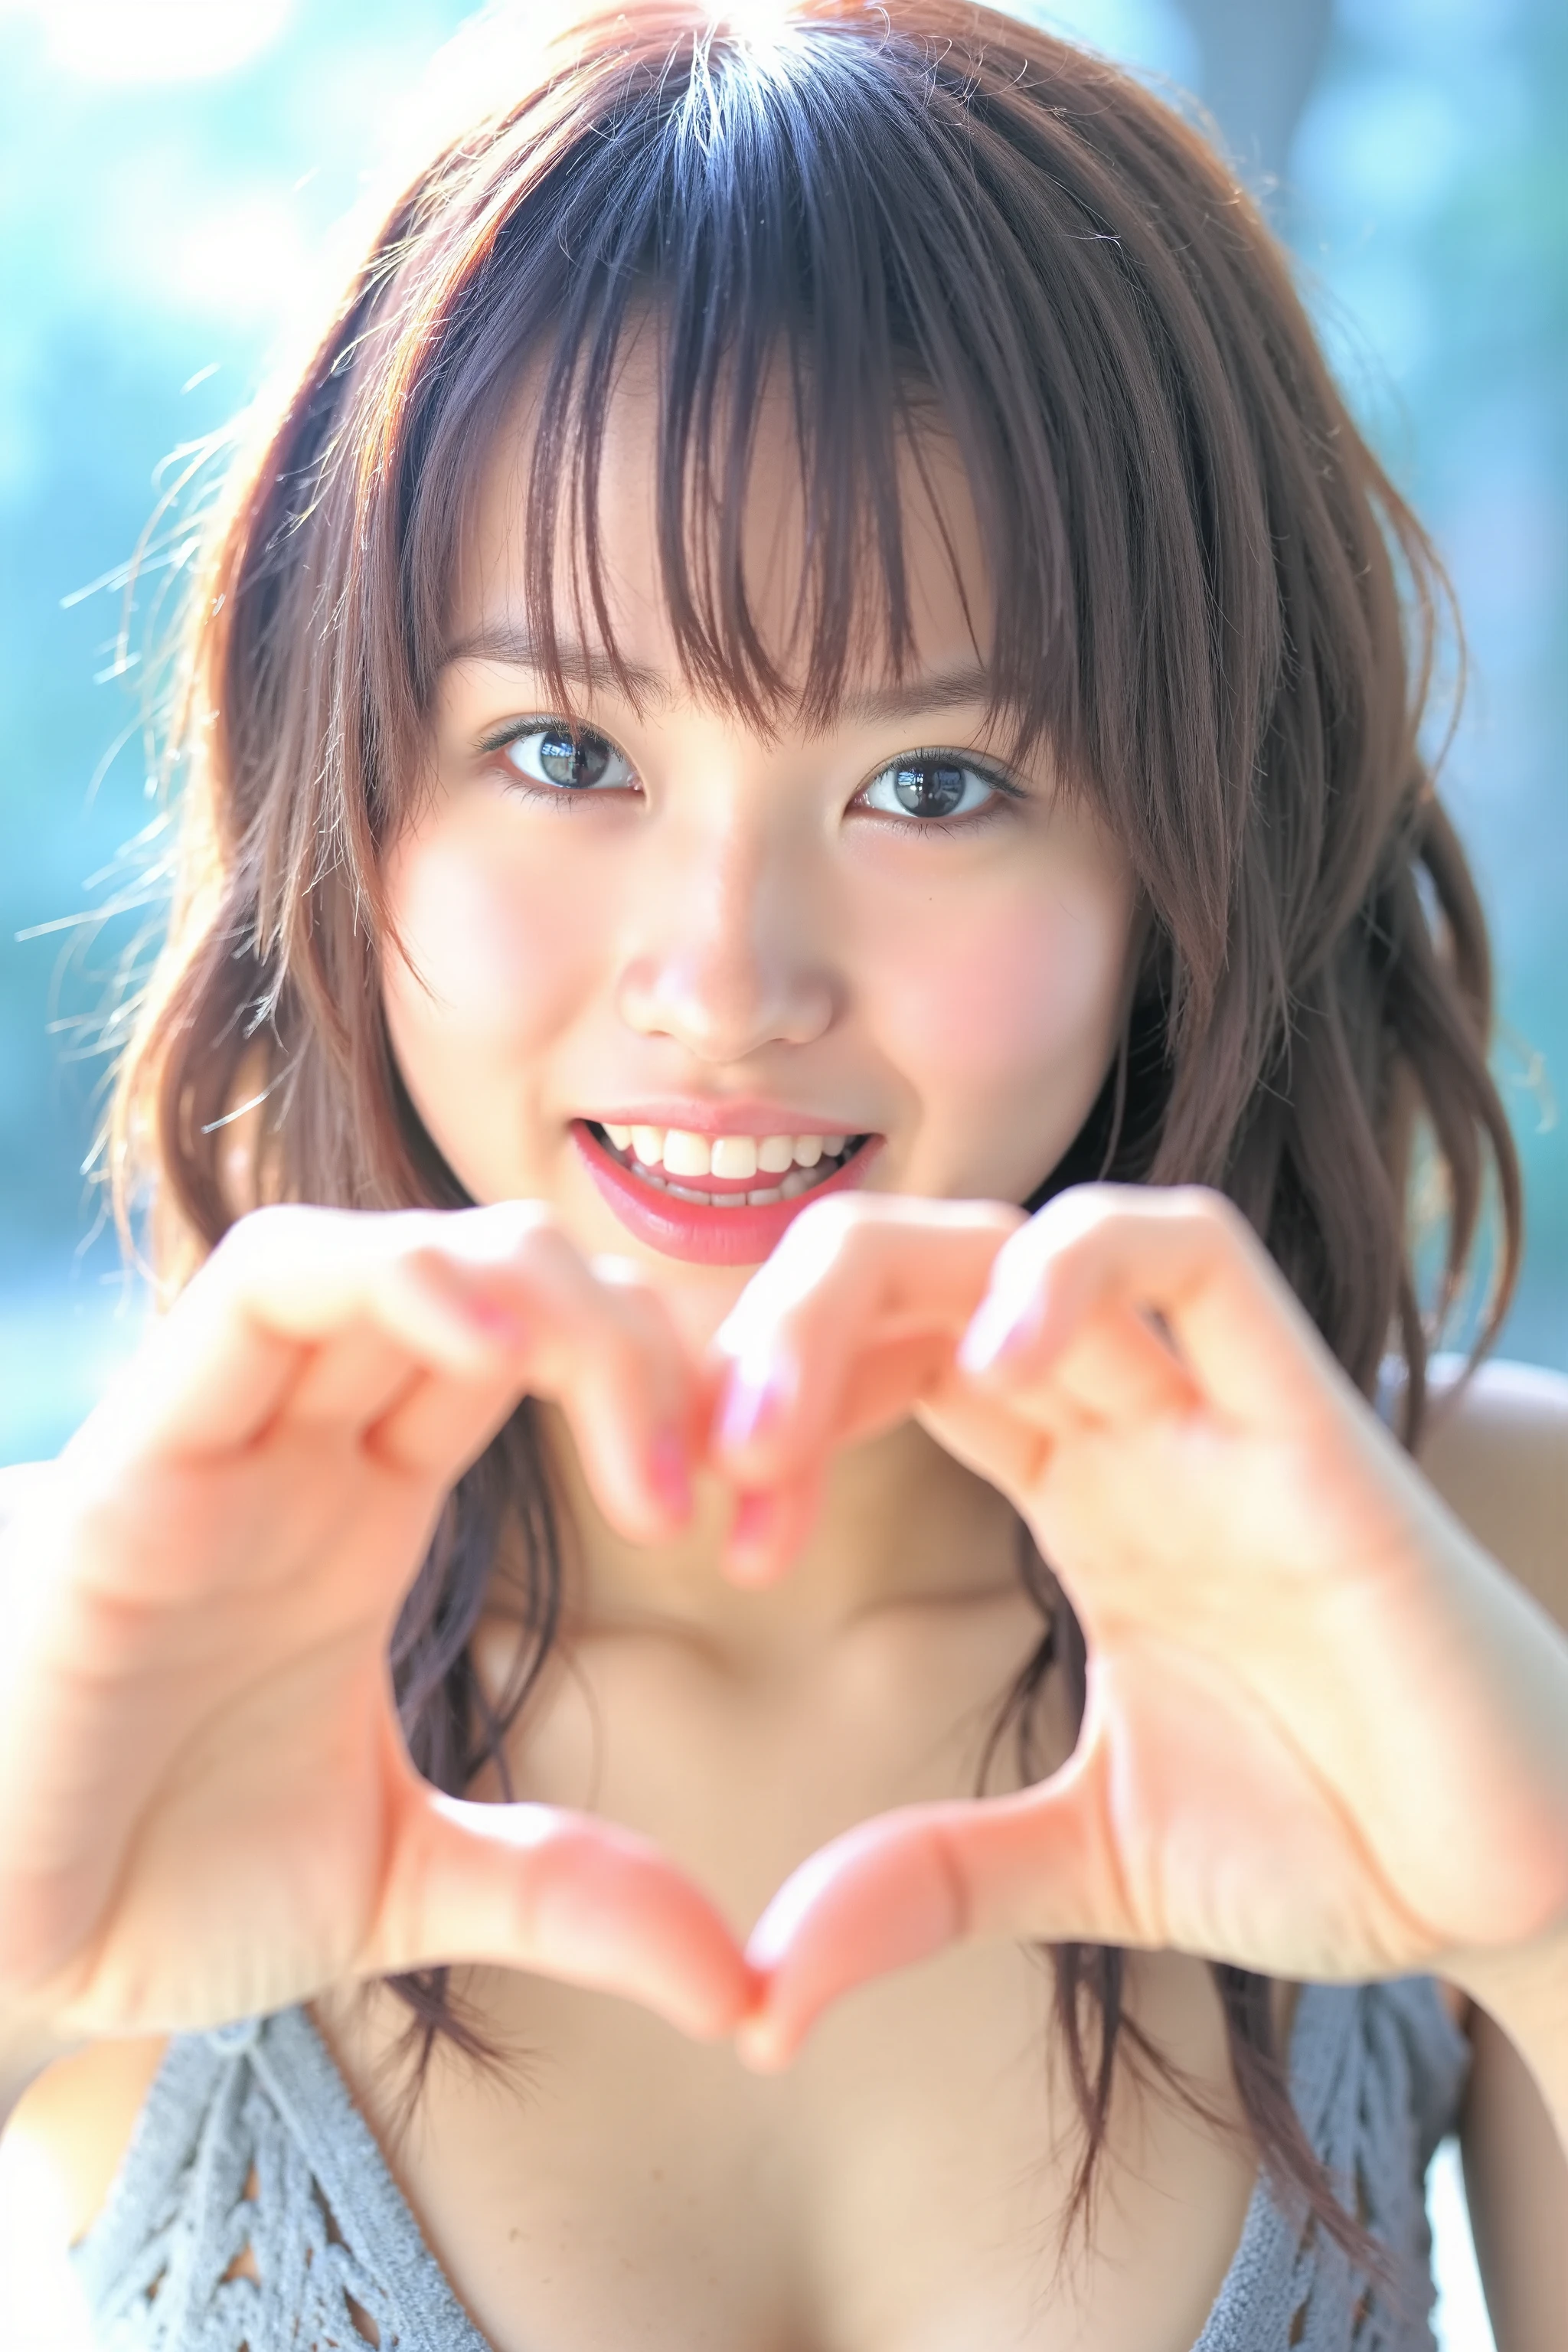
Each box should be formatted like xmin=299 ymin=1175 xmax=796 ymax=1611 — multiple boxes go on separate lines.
xmin=1 ymin=2036 xmax=170 ymax=2246
xmin=1386 ymin=1357 xmax=1565 ymax=2044
xmin=1455 ymin=1992 xmax=1568 ymax=2340
xmin=1408 ymin=1354 xmax=1568 ymax=1635
xmin=1380 ymin=1364 xmax=1568 ymax=2349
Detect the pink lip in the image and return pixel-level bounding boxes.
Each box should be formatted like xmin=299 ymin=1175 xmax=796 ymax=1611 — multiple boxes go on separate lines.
xmin=573 ymin=1121 xmax=882 ymax=1266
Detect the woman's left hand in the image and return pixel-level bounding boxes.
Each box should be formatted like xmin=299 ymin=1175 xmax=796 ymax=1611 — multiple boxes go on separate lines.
xmin=710 ymin=1186 xmax=1568 ymax=2067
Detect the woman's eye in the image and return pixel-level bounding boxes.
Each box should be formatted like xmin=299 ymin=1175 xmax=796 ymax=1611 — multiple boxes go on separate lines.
xmin=498 ymin=723 xmax=634 ymax=793
xmin=858 ymin=757 xmax=1001 ymax=823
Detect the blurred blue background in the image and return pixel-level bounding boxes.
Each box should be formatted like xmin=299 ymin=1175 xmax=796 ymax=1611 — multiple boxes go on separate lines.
xmin=2 ymin=0 xmax=1564 ymax=1469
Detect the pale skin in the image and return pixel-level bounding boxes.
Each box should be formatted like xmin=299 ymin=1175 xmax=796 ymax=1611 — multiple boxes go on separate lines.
xmin=2 ymin=374 xmax=1567 ymax=2351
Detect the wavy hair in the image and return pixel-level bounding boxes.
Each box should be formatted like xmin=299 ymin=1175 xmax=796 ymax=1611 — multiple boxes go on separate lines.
xmin=112 ymin=0 xmax=1521 ymax=2292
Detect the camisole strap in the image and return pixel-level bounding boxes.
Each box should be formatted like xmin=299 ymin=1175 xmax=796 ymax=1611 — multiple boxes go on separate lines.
xmin=73 ymin=2006 xmax=495 ymax=2350
xmin=1189 ymin=1975 xmax=1470 ymax=2350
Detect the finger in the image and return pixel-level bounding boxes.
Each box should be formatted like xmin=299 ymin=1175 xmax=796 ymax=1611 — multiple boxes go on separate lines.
xmin=474 ymin=1236 xmax=697 ymax=1540
xmin=961 ymin=1297 xmax=1197 ymax=1442
xmin=285 ymin=1321 xmax=425 ymax=1432
xmin=371 ymin=1230 xmax=697 ymax=1534
xmin=913 ymin=1381 xmax=1057 ymax=1504
xmin=957 ymin=1186 xmax=1338 ymax=1433
xmin=363 ymin=1364 xmax=525 ymax=1479
xmin=739 ymin=1772 xmax=1124 ymax=2068
xmin=711 ymin=1197 xmax=1021 ymax=1488
xmin=77 ymin=1206 xmax=698 ymax=1539
xmin=372 ymin=1788 xmax=756 ymax=2042
xmin=77 ymin=1205 xmax=544 ymax=1468
xmin=737 ymin=1809 xmax=969 ymax=2068
xmin=720 ymin=1470 xmax=825 ymax=1588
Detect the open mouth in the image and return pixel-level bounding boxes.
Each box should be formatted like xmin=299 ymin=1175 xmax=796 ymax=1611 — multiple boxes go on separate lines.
xmin=585 ymin=1121 xmax=871 ymax=1206
xmin=572 ymin=1119 xmax=882 ymax=1264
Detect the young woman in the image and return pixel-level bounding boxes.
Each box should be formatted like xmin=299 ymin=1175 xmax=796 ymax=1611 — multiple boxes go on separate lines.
xmin=2 ymin=5 xmax=1565 ymax=2346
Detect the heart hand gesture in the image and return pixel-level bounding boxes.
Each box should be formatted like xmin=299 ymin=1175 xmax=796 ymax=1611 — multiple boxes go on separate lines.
xmin=0 ymin=1204 xmax=753 ymax=2064
xmin=709 ymin=1187 xmax=1568 ymax=2066
xmin=6 ymin=1186 xmax=1566 ymax=2087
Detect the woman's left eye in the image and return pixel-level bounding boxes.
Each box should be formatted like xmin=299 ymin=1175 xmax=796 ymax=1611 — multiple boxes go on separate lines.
xmin=856 ymin=756 xmax=1006 ymax=824
xmin=493 ymin=722 xmax=635 ymax=794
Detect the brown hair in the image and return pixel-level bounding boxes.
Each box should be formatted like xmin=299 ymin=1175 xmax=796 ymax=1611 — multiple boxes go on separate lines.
xmin=113 ymin=0 xmax=1521 ymax=2298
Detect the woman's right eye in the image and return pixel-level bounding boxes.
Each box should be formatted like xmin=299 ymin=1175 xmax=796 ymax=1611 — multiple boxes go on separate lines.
xmin=495 ymin=722 xmax=635 ymax=794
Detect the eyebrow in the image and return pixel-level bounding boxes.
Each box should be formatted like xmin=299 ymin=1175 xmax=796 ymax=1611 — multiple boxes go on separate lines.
xmin=439 ymin=625 xmax=994 ymax=728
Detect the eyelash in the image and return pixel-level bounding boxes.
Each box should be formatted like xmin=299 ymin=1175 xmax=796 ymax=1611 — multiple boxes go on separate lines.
xmin=479 ymin=717 xmax=1027 ymax=833
xmin=854 ymin=743 xmax=1026 ymax=838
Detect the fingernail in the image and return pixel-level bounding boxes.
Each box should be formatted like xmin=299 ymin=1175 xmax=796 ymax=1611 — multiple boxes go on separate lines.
xmin=717 ymin=1358 xmax=786 ymax=1452
xmin=729 ymin=1490 xmax=776 ymax=1553
xmin=648 ymin=1429 xmax=692 ymax=1520
xmin=460 ymin=1294 xmax=529 ymax=1348
xmin=956 ymin=1289 xmax=1037 ymax=1377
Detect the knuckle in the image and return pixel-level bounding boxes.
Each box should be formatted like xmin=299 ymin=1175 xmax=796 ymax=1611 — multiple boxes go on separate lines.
xmin=486 ymin=1197 xmax=562 ymax=1249
xmin=211 ymin=1200 xmax=311 ymax=1271
xmin=394 ymin=1235 xmax=459 ymax=1294
xmin=1027 ymin=1179 xmax=1112 ymax=1233
xmin=584 ymin=1255 xmax=667 ymax=1330
xmin=587 ymin=1250 xmax=645 ymax=1292
xmin=787 ymin=1187 xmax=867 ymax=1246
xmin=1018 ymin=1186 xmax=1097 ymax=1263
xmin=403 ymin=1200 xmax=559 ymax=1281
xmin=739 ymin=1207 xmax=863 ymax=1325
xmin=1171 ymin=1185 xmax=1253 ymax=1250
xmin=196 ymin=1204 xmax=333 ymax=1318
xmin=485 ymin=1203 xmax=575 ymax=1284
xmin=777 ymin=1187 xmax=890 ymax=1274
xmin=1037 ymin=1181 xmax=1246 ymax=1254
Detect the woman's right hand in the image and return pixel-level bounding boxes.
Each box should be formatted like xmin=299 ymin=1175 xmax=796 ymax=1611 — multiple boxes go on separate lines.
xmin=0 ymin=1203 xmax=753 ymax=2064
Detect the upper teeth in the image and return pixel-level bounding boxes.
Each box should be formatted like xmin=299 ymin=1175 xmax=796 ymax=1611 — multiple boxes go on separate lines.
xmin=601 ymin=1125 xmax=849 ymax=1179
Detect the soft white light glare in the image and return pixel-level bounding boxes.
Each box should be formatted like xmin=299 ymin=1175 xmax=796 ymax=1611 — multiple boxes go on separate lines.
xmin=20 ymin=0 xmax=293 ymax=84
xmin=717 ymin=0 xmax=800 ymax=45
xmin=1428 ymin=2137 xmax=1498 ymax=2352
xmin=0 ymin=2127 xmax=97 ymax=2352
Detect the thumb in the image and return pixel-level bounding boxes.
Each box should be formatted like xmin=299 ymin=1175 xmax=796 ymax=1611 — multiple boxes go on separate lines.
xmin=372 ymin=1788 xmax=756 ymax=2042
xmin=738 ymin=1766 xmax=1126 ymax=2069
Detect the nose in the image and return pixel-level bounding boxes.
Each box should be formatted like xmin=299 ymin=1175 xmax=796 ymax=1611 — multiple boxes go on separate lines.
xmin=616 ymin=805 xmax=837 ymax=1063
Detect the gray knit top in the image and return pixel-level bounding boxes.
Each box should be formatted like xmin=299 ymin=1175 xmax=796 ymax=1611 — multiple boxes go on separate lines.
xmin=72 ymin=1972 xmax=1468 ymax=2350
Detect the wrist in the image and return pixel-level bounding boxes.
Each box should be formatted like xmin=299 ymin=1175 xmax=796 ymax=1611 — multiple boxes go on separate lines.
xmin=1447 ymin=1913 xmax=1568 ymax=2157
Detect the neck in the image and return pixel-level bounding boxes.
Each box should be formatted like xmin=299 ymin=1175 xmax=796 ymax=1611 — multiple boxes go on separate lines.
xmin=533 ymin=1409 xmax=1024 ymax=1671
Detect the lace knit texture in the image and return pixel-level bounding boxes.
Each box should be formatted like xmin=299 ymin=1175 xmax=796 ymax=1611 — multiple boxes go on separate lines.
xmin=72 ymin=1975 xmax=1468 ymax=2350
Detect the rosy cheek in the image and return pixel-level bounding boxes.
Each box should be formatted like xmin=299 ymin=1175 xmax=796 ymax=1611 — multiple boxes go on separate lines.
xmin=868 ymin=882 xmax=1132 ymax=1180
xmin=384 ymin=826 xmax=595 ymax=1052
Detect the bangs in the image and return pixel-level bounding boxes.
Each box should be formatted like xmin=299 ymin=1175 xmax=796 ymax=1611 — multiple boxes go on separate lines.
xmin=399 ymin=19 xmax=1096 ymax=766
xmin=193 ymin=0 xmax=1476 ymax=1292
xmin=131 ymin=25 xmax=1524 ymax=2194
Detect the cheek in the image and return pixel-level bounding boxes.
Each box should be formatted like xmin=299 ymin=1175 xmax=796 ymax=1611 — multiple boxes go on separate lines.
xmin=867 ymin=876 xmax=1133 ymax=1171
xmin=381 ymin=824 xmax=594 ymax=1059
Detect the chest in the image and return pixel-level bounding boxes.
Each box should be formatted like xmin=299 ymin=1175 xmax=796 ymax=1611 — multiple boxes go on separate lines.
xmin=322 ymin=1948 xmax=1278 ymax=2352
xmin=318 ymin=1610 xmax=1284 ymax=2352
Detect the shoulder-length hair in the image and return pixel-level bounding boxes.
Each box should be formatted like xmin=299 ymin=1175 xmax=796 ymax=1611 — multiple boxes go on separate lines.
xmin=114 ymin=0 xmax=1520 ymax=2290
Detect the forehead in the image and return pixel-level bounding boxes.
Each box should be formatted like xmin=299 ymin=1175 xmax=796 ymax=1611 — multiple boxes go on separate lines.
xmin=448 ymin=335 xmax=996 ymax=717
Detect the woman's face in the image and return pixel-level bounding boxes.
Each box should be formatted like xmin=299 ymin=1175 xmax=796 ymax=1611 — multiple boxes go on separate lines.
xmin=381 ymin=374 xmax=1139 ymax=1322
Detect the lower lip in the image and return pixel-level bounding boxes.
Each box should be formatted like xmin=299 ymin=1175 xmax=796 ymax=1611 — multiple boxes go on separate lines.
xmin=572 ymin=1122 xmax=881 ymax=1265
